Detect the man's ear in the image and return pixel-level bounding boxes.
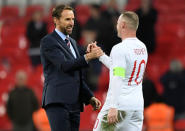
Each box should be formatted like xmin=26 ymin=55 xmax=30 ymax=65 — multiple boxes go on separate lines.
xmin=53 ymin=17 xmax=58 ymax=25
xmin=121 ymin=21 xmax=126 ymax=29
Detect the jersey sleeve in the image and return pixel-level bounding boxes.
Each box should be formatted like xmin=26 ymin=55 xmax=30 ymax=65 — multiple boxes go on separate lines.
xmin=99 ymin=54 xmax=112 ymax=69
xmin=109 ymin=47 xmax=126 ymax=108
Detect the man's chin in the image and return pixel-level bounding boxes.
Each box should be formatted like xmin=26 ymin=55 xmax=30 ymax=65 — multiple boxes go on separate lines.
xmin=67 ymin=31 xmax=72 ymax=35
xmin=67 ymin=28 xmax=73 ymax=34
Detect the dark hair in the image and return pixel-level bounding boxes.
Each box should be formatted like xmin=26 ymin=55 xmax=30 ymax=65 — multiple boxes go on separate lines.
xmin=52 ymin=4 xmax=74 ymax=19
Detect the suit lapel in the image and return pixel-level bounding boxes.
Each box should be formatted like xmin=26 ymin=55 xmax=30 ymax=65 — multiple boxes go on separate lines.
xmin=52 ymin=31 xmax=74 ymax=58
xmin=69 ymin=38 xmax=80 ymax=58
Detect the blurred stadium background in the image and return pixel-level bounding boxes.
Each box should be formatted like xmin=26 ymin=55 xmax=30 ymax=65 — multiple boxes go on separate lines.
xmin=0 ymin=0 xmax=185 ymax=130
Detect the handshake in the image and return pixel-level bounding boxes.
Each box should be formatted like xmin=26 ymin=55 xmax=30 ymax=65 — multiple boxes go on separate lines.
xmin=84 ymin=41 xmax=104 ymax=61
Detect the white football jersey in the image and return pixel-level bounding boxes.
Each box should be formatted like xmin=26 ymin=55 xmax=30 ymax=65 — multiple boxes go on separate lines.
xmin=99 ymin=37 xmax=148 ymax=111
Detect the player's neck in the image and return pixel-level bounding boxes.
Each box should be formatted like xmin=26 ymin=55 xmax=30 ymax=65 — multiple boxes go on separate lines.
xmin=121 ymin=31 xmax=136 ymax=40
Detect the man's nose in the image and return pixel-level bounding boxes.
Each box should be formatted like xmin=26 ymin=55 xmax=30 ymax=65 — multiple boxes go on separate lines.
xmin=70 ymin=20 xmax=74 ymax=25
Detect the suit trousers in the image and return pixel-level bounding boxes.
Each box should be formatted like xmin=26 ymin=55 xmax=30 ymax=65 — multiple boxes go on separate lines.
xmin=45 ymin=103 xmax=80 ymax=131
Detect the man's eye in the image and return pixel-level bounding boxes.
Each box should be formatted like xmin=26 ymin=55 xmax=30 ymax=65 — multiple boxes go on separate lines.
xmin=65 ymin=18 xmax=75 ymax=21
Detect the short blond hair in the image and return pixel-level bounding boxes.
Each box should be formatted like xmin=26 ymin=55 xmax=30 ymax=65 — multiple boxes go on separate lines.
xmin=121 ymin=11 xmax=139 ymax=30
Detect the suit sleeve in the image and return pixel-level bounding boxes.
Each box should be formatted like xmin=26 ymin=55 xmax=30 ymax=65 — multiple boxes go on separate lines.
xmin=80 ymin=80 xmax=94 ymax=105
xmin=41 ymin=37 xmax=88 ymax=72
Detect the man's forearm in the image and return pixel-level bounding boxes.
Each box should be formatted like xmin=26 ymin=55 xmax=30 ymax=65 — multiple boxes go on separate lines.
xmin=99 ymin=54 xmax=112 ymax=69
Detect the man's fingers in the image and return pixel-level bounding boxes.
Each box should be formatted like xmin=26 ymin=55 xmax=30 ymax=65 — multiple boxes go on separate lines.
xmin=86 ymin=44 xmax=93 ymax=53
xmin=86 ymin=46 xmax=103 ymax=60
xmin=91 ymin=46 xmax=100 ymax=51
xmin=94 ymin=99 xmax=101 ymax=110
xmin=91 ymin=47 xmax=102 ymax=54
xmin=91 ymin=41 xmax=97 ymax=45
xmin=108 ymin=116 xmax=117 ymax=124
xmin=90 ymin=97 xmax=101 ymax=111
xmin=108 ymin=116 xmax=114 ymax=124
xmin=107 ymin=116 xmax=110 ymax=123
xmin=115 ymin=116 xmax=118 ymax=123
xmin=91 ymin=41 xmax=98 ymax=48
xmin=96 ymin=100 xmax=101 ymax=110
xmin=98 ymin=100 xmax=101 ymax=107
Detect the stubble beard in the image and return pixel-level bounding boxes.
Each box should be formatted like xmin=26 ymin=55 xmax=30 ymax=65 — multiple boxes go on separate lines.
xmin=60 ymin=26 xmax=73 ymax=35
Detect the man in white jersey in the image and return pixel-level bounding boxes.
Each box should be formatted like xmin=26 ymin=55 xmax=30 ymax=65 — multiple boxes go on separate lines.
xmin=92 ymin=11 xmax=148 ymax=131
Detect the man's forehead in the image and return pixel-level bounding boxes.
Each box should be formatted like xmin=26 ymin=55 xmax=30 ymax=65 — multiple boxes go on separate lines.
xmin=119 ymin=14 xmax=123 ymax=21
xmin=61 ymin=10 xmax=74 ymax=17
xmin=119 ymin=14 xmax=123 ymax=18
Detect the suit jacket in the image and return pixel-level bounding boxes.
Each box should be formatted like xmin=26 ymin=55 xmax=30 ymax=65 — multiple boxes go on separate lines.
xmin=40 ymin=30 xmax=93 ymax=110
xmin=26 ymin=20 xmax=48 ymax=48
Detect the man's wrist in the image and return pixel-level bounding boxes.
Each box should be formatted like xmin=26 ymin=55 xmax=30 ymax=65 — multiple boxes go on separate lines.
xmin=99 ymin=53 xmax=105 ymax=61
xmin=85 ymin=53 xmax=91 ymax=62
xmin=84 ymin=54 xmax=88 ymax=62
xmin=84 ymin=55 xmax=88 ymax=63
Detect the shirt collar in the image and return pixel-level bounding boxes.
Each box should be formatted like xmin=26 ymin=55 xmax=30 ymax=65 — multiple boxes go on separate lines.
xmin=122 ymin=37 xmax=137 ymax=42
xmin=55 ymin=28 xmax=69 ymax=41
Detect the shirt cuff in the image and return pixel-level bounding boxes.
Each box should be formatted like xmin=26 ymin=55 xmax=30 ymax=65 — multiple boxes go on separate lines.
xmin=84 ymin=55 xmax=88 ymax=63
xmin=99 ymin=54 xmax=106 ymax=62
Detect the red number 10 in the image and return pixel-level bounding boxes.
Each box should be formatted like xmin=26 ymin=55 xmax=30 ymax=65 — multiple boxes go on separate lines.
xmin=128 ymin=60 xmax=146 ymax=86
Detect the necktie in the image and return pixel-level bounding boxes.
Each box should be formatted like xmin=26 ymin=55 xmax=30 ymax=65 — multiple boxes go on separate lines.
xmin=64 ymin=36 xmax=77 ymax=58
xmin=65 ymin=37 xmax=70 ymax=48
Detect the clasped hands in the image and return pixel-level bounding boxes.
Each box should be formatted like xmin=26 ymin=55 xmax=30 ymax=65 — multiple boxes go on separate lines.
xmin=85 ymin=41 xmax=104 ymax=61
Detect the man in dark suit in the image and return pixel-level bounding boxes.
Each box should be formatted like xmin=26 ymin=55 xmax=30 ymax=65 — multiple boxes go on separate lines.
xmin=40 ymin=4 xmax=102 ymax=131
xmin=26 ymin=10 xmax=48 ymax=67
